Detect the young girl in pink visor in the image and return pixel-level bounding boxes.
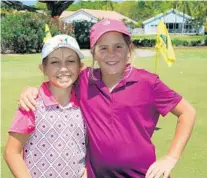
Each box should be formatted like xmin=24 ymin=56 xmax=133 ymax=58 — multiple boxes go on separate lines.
xmin=17 ymin=19 xmax=196 ymax=178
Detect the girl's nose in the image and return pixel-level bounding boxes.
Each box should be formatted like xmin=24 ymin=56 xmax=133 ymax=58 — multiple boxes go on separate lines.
xmin=108 ymin=47 xmax=115 ymax=56
xmin=59 ymin=66 xmax=68 ymax=71
xmin=59 ymin=63 xmax=69 ymax=71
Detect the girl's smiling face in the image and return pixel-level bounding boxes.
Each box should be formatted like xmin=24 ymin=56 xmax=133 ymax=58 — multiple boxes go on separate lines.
xmin=94 ymin=32 xmax=132 ymax=78
xmin=41 ymin=47 xmax=81 ymax=89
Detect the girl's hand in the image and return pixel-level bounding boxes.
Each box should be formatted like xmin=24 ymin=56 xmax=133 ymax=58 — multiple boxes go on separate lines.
xmin=81 ymin=168 xmax=87 ymax=178
xmin=18 ymin=87 xmax=39 ymax=111
xmin=145 ymin=156 xmax=178 ymax=178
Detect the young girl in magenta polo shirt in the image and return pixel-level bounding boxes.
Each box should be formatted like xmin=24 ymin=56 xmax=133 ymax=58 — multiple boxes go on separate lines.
xmin=17 ymin=19 xmax=196 ymax=178
xmin=4 ymin=35 xmax=87 ymax=178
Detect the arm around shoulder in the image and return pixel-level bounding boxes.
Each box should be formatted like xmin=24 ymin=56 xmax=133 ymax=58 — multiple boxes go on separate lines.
xmin=19 ymin=86 xmax=39 ymax=111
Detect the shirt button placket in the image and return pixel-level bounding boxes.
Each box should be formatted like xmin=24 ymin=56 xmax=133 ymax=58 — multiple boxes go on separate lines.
xmin=109 ymin=93 xmax=114 ymax=124
xmin=59 ymin=106 xmax=63 ymax=112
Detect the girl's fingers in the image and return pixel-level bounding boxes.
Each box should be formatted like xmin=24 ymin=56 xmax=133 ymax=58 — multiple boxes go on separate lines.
xmin=28 ymin=93 xmax=37 ymax=109
xmin=81 ymin=168 xmax=87 ymax=178
xmin=19 ymin=99 xmax=30 ymax=111
xmin=146 ymin=164 xmax=155 ymax=178
xmin=146 ymin=165 xmax=159 ymax=178
xmin=20 ymin=96 xmax=35 ymax=111
xmin=19 ymin=87 xmax=39 ymax=111
xmin=149 ymin=168 xmax=161 ymax=178
xmin=25 ymin=96 xmax=36 ymax=111
xmin=163 ymin=170 xmax=170 ymax=178
xmin=154 ymin=169 xmax=164 ymax=178
xmin=146 ymin=156 xmax=176 ymax=178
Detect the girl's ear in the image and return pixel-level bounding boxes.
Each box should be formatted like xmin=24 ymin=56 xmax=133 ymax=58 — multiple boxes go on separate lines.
xmin=127 ymin=52 xmax=131 ymax=59
xmin=129 ymin=43 xmax=133 ymax=53
xmin=80 ymin=62 xmax=86 ymax=71
xmin=127 ymin=44 xmax=133 ymax=63
xmin=128 ymin=43 xmax=133 ymax=57
xmin=39 ymin=64 xmax=46 ymax=74
xmin=90 ymin=48 xmax=97 ymax=61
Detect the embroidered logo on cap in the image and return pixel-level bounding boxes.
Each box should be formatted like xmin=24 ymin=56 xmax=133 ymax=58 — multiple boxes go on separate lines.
xmin=102 ymin=19 xmax=111 ymax=26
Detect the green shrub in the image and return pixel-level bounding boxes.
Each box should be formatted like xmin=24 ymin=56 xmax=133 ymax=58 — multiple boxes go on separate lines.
xmin=1 ymin=12 xmax=71 ymax=54
xmin=132 ymin=39 xmax=155 ymax=47
xmin=182 ymin=41 xmax=189 ymax=46
xmin=172 ymin=39 xmax=183 ymax=46
xmin=132 ymin=39 xmax=142 ymax=47
xmin=72 ymin=20 xmax=95 ymax=49
xmin=190 ymin=40 xmax=201 ymax=46
xmin=132 ymin=35 xmax=206 ymax=47
xmin=205 ymin=36 xmax=207 ymax=46
xmin=1 ymin=12 xmax=45 ymax=53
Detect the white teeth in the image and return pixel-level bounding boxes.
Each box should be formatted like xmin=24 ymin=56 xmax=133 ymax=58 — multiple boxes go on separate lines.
xmin=106 ymin=61 xmax=118 ymax=65
xmin=57 ymin=75 xmax=70 ymax=79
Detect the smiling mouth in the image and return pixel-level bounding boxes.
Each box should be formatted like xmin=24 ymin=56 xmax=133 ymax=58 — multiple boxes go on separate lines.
xmin=105 ymin=61 xmax=119 ymax=66
xmin=57 ymin=75 xmax=71 ymax=80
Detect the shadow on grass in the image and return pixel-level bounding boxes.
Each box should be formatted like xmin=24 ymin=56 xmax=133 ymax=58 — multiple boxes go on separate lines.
xmin=155 ymin=127 xmax=161 ymax=131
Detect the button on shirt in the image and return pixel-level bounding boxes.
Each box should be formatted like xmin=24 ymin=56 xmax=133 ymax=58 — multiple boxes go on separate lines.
xmin=77 ymin=67 xmax=182 ymax=178
xmin=9 ymin=82 xmax=86 ymax=178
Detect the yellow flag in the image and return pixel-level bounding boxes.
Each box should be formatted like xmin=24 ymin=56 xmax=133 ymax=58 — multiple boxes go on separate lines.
xmin=43 ymin=24 xmax=52 ymax=43
xmin=155 ymin=21 xmax=176 ymax=69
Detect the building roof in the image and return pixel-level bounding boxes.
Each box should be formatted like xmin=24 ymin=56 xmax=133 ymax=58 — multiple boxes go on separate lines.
xmin=142 ymin=8 xmax=193 ymax=24
xmin=60 ymin=9 xmax=137 ymax=24
xmin=60 ymin=11 xmax=75 ymax=18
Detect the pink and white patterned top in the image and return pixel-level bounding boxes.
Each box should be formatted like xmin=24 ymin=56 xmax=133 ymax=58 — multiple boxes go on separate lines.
xmin=9 ymin=82 xmax=86 ymax=178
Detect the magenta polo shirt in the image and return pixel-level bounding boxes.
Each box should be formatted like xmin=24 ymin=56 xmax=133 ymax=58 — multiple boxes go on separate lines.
xmin=76 ymin=66 xmax=182 ymax=178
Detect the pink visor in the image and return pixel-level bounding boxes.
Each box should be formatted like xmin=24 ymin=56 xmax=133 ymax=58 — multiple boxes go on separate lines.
xmin=90 ymin=19 xmax=131 ymax=48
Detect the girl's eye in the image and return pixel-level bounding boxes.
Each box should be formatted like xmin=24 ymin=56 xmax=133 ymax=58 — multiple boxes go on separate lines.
xmin=51 ymin=61 xmax=59 ymax=64
xmin=100 ymin=47 xmax=106 ymax=51
xmin=67 ymin=60 xmax=75 ymax=63
xmin=117 ymin=45 xmax=123 ymax=49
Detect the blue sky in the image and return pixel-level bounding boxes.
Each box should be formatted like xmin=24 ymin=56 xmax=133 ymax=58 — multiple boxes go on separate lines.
xmin=20 ymin=0 xmax=86 ymax=6
xmin=20 ymin=0 xmax=82 ymax=6
xmin=20 ymin=0 xmax=124 ymax=6
xmin=20 ymin=0 xmax=38 ymax=6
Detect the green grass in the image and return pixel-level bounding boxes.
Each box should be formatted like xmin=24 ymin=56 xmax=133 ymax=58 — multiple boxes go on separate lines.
xmin=1 ymin=47 xmax=207 ymax=177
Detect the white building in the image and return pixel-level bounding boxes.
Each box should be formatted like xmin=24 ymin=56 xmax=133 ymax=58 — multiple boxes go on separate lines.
xmin=60 ymin=9 xmax=137 ymax=33
xmin=142 ymin=9 xmax=204 ymax=34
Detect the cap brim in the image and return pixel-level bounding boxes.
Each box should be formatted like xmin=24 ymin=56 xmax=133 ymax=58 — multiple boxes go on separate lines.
xmin=42 ymin=46 xmax=84 ymax=60
xmin=69 ymin=46 xmax=84 ymax=60
xmin=91 ymin=29 xmax=131 ymax=48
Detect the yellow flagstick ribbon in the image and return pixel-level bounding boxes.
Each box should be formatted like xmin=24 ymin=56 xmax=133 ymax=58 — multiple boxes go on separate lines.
xmin=155 ymin=34 xmax=159 ymax=74
xmin=155 ymin=20 xmax=176 ymax=73
xmin=43 ymin=24 xmax=52 ymax=44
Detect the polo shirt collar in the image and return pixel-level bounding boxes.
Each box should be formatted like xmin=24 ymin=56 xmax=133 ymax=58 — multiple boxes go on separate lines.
xmin=88 ymin=64 xmax=139 ymax=86
xmin=39 ymin=82 xmax=79 ymax=108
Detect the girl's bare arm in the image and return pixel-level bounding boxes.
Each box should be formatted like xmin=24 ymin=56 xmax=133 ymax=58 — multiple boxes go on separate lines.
xmin=146 ymin=98 xmax=196 ymax=178
xmin=4 ymin=133 xmax=32 ymax=178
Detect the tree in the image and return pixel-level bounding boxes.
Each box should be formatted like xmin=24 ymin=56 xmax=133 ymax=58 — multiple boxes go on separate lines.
xmin=1 ymin=0 xmax=39 ymax=12
xmin=66 ymin=1 xmax=117 ymax=11
xmin=39 ymin=1 xmax=74 ymax=17
xmin=35 ymin=1 xmax=47 ymax=10
xmin=38 ymin=1 xmax=75 ymax=32
xmin=171 ymin=1 xmax=207 ymax=34
xmin=189 ymin=1 xmax=207 ymax=34
xmin=102 ymin=1 xmax=115 ymax=11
